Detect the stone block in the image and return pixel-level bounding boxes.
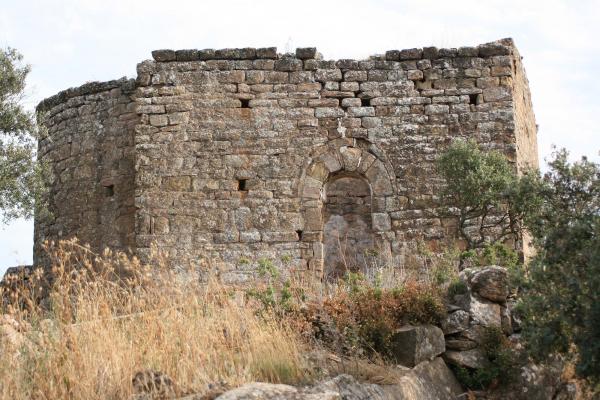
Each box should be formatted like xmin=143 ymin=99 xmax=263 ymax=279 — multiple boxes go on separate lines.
xmin=400 ymin=48 xmax=423 ymax=60
xmin=339 ymin=146 xmax=361 ymax=171
xmin=315 ymin=107 xmax=344 ymax=118
xmin=175 ymin=49 xmax=199 ymax=61
xmin=295 ymin=47 xmax=318 ymax=60
xmin=478 ymin=42 xmax=511 ymax=57
xmin=465 ymin=294 xmax=502 ymax=328
xmin=372 ymin=213 xmax=391 ymax=231
xmin=151 ymin=49 xmax=176 ymax=62
xmin=240 ymin=231 xmax=261 ymax=243
xmin=149 ymin=114 xmax=168 ymax=127
xmin=341 ymin=97 xmax=361 ymax=108
xmin=422 ymin=46 xmax=439 ymax=59
xmin=215 ymin=48 xmax=256 ymax=59
xmin=483 ymin=86 xmax=511 ymax=102
xmin=407 ymin=69 xmax=424 ymax=80
xmin=274 ymin=58 xmax=303 ymax=72
xmin=388 ymin=325 xmax=445 ymax=367
xmin=315 ymin=69 xmax=342 ymax=82
xmin=441 ymin=310 xmax=470 ymax=335
xmin=385 ymin=50 xmax=400 ymax=61
xmin=347 ymin=107 xmax=375 ymax=117
xmin=424 ymin=104 xmax=449 ymax=115
xmin=444 ymin=349 xmax=488 ymax=369
xmin=198 ymin=49 xmax=215 ymax=60
xmin=304 ymin=208 xmax=323 ymax=231
xmin=470 ymin=266 xmax=509 ymax=302
xmin=162 ymin=176 xmax=191 ymax=192
xmin=256 ymin=47 xmax=277 ymax=59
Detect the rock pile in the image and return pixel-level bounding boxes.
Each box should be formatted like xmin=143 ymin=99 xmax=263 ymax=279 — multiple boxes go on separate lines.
xmin=442 ymin=265 xmax=512 ymax=370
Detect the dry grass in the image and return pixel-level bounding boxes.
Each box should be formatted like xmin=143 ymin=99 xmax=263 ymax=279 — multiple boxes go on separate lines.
xmin=0 ymin=240 xmax=312 ymax=400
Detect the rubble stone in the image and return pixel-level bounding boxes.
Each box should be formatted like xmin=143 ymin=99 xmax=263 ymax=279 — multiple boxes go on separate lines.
xmin=388 ymin=325 xmax=445 ymax=367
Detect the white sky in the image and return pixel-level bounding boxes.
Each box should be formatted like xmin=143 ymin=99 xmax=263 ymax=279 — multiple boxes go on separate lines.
xmin=1 ymin=0 xmax=599 ymax=274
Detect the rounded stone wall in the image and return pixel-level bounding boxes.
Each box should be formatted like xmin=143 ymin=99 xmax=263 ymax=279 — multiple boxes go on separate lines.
xmin=35 ymin=78 xmax=138 ymax=262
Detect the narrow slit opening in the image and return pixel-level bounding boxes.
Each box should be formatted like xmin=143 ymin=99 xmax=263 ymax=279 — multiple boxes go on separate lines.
xmin=361 ymin=97 xmax=370 ymax=107
xmin=104 ymin=185 xmax=114 ymax=197
xmin=469 ymin=94 xmax=478 ymax=105
xmin=240 ymin=99 xmax=250 ymax=108
xmin=296 ymin=230 xmax=303 ymax=241
xmin=237 ymin=179 xmax=247 ymax=191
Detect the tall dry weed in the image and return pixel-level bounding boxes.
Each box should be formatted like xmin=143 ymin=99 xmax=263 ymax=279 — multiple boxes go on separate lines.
xmin=0 ymin=240 xmax=310 ymax=400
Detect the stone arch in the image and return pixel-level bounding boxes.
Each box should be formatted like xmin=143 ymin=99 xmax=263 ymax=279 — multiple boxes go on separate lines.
xmin=298 ymin=140 xmax=396 ymax=278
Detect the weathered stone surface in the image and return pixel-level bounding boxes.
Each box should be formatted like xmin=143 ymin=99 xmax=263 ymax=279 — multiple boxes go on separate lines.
xmin=35 ymin=39 xmax=538 ymax=282
xmin=215 ymin=359 xmax=461 ymax=400
xmin=152 ymin=49 xmax=176 ymax=62
xmin=470 ymin=266 xmax=509 ymax=302
xmin=387 ymin=357 xmax=463 ymax=400
xmin=441 ymin=310 xmax=470 ymax=335
xmin=388 ymin=325 xmax=445 ymax=367
xmin=464 ymin=294 xmax=502 ymax=328
xmin=214 ymin=382 xmax=338 ymax=400
xmin=445 ymin=338 xmax=478 ymax=351
xmin=444 ymin=349 xmax=489 ymax=369
xmin=296 ymin=47 xmax=318 ymax=60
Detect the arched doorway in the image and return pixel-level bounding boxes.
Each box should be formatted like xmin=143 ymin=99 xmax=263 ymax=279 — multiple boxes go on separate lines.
xmin=322 ymin=173 xmax=374 ymax=279
xmin=298 ymin=141 xmax=396 ymax=280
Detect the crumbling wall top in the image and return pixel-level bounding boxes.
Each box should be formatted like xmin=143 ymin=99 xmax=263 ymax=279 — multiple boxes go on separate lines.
xmin=148 ymin=38 xmax=516 ymax=64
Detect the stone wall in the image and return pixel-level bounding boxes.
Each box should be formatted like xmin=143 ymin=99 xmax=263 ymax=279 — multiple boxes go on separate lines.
xmin=36 ymin=38 xmax=538 ymax=279
xmin=36 ymin=79 xmax=138 ymax=262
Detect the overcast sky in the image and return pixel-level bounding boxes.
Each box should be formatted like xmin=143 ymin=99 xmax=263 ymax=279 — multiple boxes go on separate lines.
xmin=1 ymin=0 xmax=599 ymax=274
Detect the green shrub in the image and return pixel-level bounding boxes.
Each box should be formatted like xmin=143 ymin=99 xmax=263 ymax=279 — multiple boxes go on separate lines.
xmin=314 ymin=276 xmax=446 ymax=359
xmin=447 ymin=278 xmax=468 ymax=298
xmin=520 ymin=150 xmax=600 ymax=384
xmin=453 ymin=327 xmax=518 ymax=390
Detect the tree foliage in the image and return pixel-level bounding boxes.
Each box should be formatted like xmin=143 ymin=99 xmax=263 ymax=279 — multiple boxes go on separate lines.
xmin=0 ymin=47 xmax=46 ymax=222
xmin=520 ymin=149 xmax=600 ymax=384
xmin=438 ymin=141 xmax=600 ymax=384
xmin=436 ymin=140 xmax=541 ymax=250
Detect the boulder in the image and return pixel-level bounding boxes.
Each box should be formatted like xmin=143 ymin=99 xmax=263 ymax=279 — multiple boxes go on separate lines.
xmin=445 ymin=338 xmax=478 ymax=351
xmin=214 ymin=382 xmax=339 ymax=400
xmin=470 ymin=266 xmax=509 ymax=303
xmin=457 ymin=325 xmax=486 ymax=344
xmin=385 ymin=357 xmax=463 ymax=400
xmin=388 ymin=325 xmax=445 ymax=367
xmin=444 ymin=349 xmax=489 ymax=369
xmin=441 ymin=310 xmax=470 ymax=335
xmin=463 ymin=295 xmax=502 ymax=328
xmin=214 ymin=358 xmax=462 ymax=400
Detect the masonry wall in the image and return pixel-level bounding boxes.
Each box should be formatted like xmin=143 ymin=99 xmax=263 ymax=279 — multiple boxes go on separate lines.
xmin=36 ymin=38 xmax=538 ymax=280
xmin=35 ymin=79 xmax=138 ymax=262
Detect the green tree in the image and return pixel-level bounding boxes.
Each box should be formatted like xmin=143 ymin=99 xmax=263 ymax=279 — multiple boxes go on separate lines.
xmin=436 ymin=140 xmax=540 ymax=250
xmin=0 ymin=47 xmax=46 ymax=222
xmin=520 ymin=149 xmax=600 ymax=384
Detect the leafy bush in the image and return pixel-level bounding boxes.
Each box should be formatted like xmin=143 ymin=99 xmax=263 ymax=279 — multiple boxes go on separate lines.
xmin=436 ymin=140 xmax=541 ymax=258
xmin=519 ymin=150 xmax=600 ymax=384
xmin=309 ymin=275 xmax=446 ymax=359
xmin=439 ymin=142 xmax=600 ymax=385
xmin=447 ymin=278 xmax=468 ymax=298
xmin=453 ymin=327 xmax=518 ymax=390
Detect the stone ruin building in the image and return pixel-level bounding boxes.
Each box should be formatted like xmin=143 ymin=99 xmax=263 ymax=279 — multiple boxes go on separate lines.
xmin=34 ymin=38 xmax=538 ymax=282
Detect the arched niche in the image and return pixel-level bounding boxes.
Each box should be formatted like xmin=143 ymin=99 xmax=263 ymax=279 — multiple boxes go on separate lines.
xmin=298 ymin=141 xmax=396 ymax=279
xmin=322 ymin=173 xmax=374 ymax=279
